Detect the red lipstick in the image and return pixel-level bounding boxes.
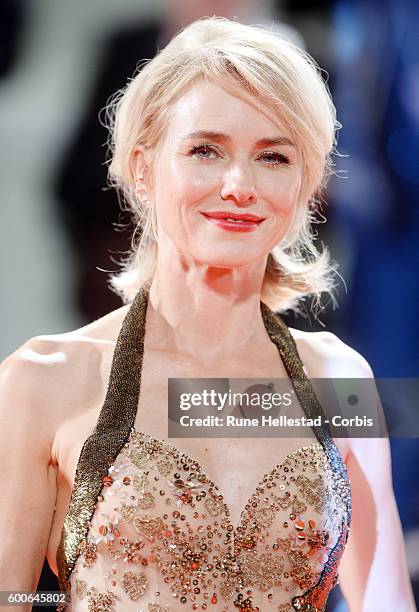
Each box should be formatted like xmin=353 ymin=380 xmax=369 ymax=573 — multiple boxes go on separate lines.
xmin=200 ymin=211 xmax=266 ymax=233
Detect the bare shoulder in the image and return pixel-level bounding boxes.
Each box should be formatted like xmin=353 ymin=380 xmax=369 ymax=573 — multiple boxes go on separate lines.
xmin=15 ymin=302 xmax=129 ymax=357
xmin=31 ymin=302 xmax=130 ymax=348
xmin=288 ymin=327 xmax=374 ymax=378
xmin=0 ymin=304 xmax=130 ymax=423
xmin=288 ymin=327 xmax=377 ymax=463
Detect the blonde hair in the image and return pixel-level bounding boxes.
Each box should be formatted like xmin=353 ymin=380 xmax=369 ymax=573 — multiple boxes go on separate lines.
xmin=103 ymin=16 xmax=340 ymax=315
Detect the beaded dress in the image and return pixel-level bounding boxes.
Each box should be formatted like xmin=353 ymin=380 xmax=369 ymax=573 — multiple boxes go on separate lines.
xmin=56 ymin=287 xmax=351 ymax=612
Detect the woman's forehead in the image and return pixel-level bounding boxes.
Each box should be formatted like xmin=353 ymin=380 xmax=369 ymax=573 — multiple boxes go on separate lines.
xmin=165 ymin=80 xmax=294 ymax=144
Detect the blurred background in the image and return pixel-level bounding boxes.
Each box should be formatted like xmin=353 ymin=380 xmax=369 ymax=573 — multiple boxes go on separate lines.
xmin=1 ymin=0 xmax=418 ymax=608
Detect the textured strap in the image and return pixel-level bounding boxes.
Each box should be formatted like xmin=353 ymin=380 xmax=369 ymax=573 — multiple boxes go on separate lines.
xmin=56 ymin=286 xmax=148 ymax=591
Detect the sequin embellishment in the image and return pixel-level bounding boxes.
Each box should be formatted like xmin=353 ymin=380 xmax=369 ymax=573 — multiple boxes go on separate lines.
xmin=62 ymin=431 xmax=349 ymax=611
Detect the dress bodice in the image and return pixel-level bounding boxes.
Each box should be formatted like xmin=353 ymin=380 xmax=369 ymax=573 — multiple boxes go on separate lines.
xmin=56 ymin=287 xmax=351 ymax=612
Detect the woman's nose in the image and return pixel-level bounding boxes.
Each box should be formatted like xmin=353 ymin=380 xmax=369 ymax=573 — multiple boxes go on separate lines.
xmin=220 ymin=163 xmax=257 ymax=205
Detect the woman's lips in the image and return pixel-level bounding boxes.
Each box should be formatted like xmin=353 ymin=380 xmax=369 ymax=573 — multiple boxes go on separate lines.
xmin=200 ymin=211 xmax=265 ymax=233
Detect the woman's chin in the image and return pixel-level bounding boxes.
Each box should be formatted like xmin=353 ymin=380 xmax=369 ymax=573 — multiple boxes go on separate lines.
xmin=192 ymin=252 xmax=265 ymax=270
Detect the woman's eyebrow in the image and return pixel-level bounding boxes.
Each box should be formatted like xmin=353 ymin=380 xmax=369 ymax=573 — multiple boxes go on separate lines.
xmin=255 ymin=136 xmax=295 ymax=148
xmin=182 ymin=130 xmax=295 ymax=148
xmin=182 ymin=130 xmax=225 ymax=143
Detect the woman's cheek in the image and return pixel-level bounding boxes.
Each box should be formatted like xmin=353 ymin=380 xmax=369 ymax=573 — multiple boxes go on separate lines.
xmin=178 ymin=168 xmax=221 ymax=202
xmin=273 ymin=172 xmax=301 ymax=211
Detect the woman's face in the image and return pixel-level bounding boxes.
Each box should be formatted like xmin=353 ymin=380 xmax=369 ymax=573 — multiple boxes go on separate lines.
xmin=146 ymin=80 xmax=302 ymax=269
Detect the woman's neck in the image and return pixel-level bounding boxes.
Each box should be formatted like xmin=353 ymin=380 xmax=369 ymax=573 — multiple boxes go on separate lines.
xmin=147 ymin=251 xmax=270 ymax=363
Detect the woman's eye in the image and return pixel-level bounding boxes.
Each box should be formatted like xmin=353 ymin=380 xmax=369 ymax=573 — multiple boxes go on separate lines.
xmin=189 ymin=144 xmax=219 ymax=160
xmin=259 ymin=152 xmax=290 ymax=166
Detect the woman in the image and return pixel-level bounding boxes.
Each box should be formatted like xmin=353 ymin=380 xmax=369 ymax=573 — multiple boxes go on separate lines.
xmin=0 ymin=16 xmax=415 ymax=612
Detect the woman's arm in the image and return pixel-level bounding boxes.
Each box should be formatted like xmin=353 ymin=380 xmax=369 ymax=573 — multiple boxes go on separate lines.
xmin=324 ymin=340 xmax=416 ymax=611
xmin=0 ymin=340 xmax=58 ymax=608
xmin=340 ymin=435 xmax=415 ymax=611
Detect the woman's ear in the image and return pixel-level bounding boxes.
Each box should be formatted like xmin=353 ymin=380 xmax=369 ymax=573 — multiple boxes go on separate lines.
xmin=130 ymin=145 xmax=148 ymax=184
xmin=130 ymin=145 xmax=156 ymax=207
